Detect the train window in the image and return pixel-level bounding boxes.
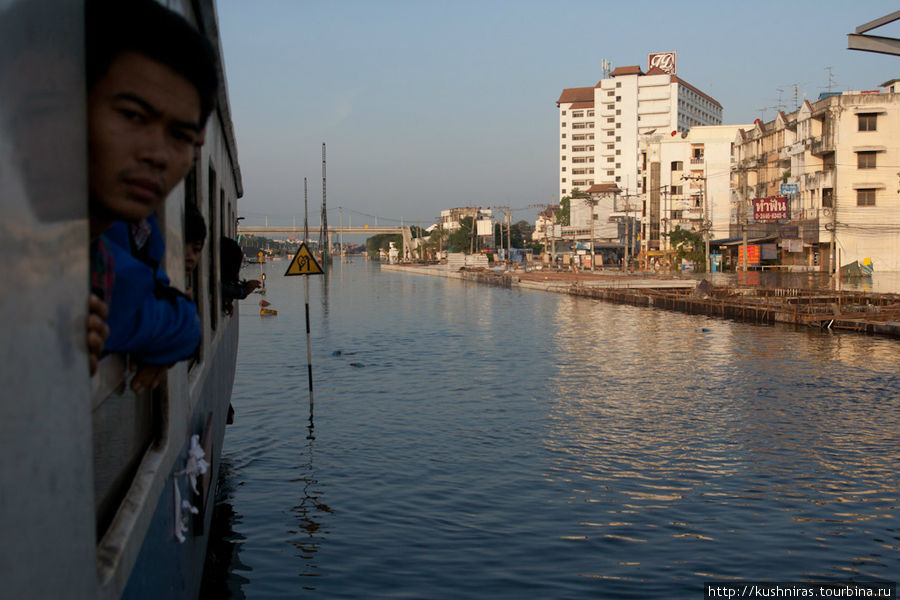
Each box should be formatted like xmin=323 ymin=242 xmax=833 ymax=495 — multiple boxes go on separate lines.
xmin=184 ymin=166 xmax=203 ymax=368
xmin=207 ymin=163 xmax=218 ymax=332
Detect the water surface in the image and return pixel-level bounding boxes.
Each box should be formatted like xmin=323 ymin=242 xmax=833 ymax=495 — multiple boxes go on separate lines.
xmin=202 ymin=260 xmax=900 ymax=599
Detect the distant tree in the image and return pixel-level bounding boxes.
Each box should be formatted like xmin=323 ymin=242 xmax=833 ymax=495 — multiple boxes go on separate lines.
xmin=366 ymin=233 xmax=402 ymax=258
xmin=665 ymin=226 xmax=705 ymax=272
xmin=557 ymin=197 xmax=571 ymax=226
xmin=510 ymin=220 xmax=532 ymax=248
xmin=447 ymin=216 xmax=474 ymax=253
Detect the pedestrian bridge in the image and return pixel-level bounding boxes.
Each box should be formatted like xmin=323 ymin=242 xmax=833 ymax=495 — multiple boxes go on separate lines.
xmin=238 ymin=225 xmax=404 ymax=236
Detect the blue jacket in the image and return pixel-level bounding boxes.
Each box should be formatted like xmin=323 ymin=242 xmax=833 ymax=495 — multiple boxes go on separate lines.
xmin=103 ymin=215 xmax=201 ymax=366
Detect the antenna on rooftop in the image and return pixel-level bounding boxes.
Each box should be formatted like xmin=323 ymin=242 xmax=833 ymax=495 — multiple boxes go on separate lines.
xmin=825 ymin=66 xmax=836 ymax=93
xmin=602 ymin=59 xmax=611 ymax=78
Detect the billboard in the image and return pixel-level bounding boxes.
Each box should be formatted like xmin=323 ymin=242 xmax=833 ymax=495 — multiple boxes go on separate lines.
xmin=753 ymin=196 xmax=788 ymax=222
xmin=738 ymin=244 xmax=760 ymax=267
xmin=648 ymin=51 xmax=677 ymax=74
xmin=475 ymin=218 xmax=493 ymax=236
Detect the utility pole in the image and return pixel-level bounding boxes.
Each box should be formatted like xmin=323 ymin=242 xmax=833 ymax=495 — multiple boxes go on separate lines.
xmin=682 ymin=170 xmax=710 ymax=272
xmin=589 ymin=197 xmax=595 ymax=272
xmin=741 ymin=166 xmax=748 ymax=274
xmin=506 ymin=207 xmax=511 ymax=261
xmin=319 ymin=142 xmax=329 ymax=264
xmin=622 ymin=191 xmax=630 ymax=272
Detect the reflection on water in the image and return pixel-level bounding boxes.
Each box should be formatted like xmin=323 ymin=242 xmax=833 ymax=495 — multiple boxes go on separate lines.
xmin=204 ymin=261 xmax=900 ymax=599
xmin=545 ymin=299 xmax=899 ymax=589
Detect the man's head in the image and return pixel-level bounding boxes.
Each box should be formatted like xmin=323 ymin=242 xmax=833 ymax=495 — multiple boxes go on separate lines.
xmin=184 ymin=202 xmax=207 ymax=272
xmin=86 ymin=0 xmax=219 ymax=227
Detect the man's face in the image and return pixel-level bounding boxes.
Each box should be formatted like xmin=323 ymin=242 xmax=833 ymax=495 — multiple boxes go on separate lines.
xmin=184 ymin=240 xmax=203 ymax=272
xmin=89 ymin=51 xmax=205 ymax=223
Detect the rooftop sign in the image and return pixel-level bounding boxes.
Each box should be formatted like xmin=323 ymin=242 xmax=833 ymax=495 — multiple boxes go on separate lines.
xmin=648 ymin=51 xmax=677 ymax=74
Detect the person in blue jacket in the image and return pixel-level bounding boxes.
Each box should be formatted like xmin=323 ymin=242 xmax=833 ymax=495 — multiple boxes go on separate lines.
xmin=85 ymin=0 xmax=219 ymax=392
xmin=102 ymin=216 xmax=201 ymax=366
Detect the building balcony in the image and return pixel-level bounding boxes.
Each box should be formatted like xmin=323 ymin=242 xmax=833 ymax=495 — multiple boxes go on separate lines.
xmin=690 ymin=157 xmax=704 ymax=165
xmin=810 ymin=136 xmax=835 ymax=156
xmin=803 ymin=169 xmax=834 ymax=189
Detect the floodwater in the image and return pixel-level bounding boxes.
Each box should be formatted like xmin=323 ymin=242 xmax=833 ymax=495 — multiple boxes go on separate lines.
xmin=202 ymin=259 xmax=900 ymax=599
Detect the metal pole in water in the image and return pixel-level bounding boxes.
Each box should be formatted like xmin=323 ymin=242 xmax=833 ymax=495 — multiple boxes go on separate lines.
xmin=304 ymin=275 xmax=314 ymax=439
xmin=304 ymin=177 xmax=314 ymax=438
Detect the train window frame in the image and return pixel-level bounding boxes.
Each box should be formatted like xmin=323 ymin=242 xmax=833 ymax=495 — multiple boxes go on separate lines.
xmin=207 ymin=163 xmax=218 ymax=332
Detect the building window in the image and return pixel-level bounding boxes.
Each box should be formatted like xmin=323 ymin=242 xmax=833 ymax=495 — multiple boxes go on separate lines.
xmin=616 ymin=96 xmax=621 ymax=101
xmin=616 ymin=136 xmax=621 ymax=141
xmin=562 ymin=189 xmax=567 ymax=195
xmin=561 ymin=178 xmax=566 ymax=183
xmin=607 ymin=144 xmax=614 ymax=150
xmin=857 ymin=189 xmax=876 ymax=206
xmin=857 ymin=151 xmax=877 ymax=169
xmin=858 ymin=113 xmax=877 ymax=131
xmin=615 ymin=149 xmax=621 ymax=155
xmin=615 ymin=122 xmax=621 ymax=128
xmin=607 ymin=157 xmax=614 ymax=163
xmin=561 ymin=133 xmax=566 ymax=138
xmin=606 ymin=117 xmax=614 ymax=123
xmin=561 ymin=144 xmax=566 ymax=149
xmin=588 ymin=110 xmax=595 ymax=117
xmin=616 ymin=109 xmax=621 ymax=115
xmin=671 ymin=185 xmax=683 ymax=195
xmin=607 ymin=91 xmax=614 ymax=97
xmin=616 ymin=81 xmax=621 ymax=88
xmin=561 ymin=166 xmax=566 ymax=171
xmin=561 ymin=111 xmax=566 ymax=115
xmin=607 ymin=170 xmax=614 ymax=176
xmin=671 ymin=161 xmax=683 ymax=171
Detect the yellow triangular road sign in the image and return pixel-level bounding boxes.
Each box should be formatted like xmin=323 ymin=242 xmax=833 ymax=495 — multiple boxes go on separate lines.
xmin=285 ymin=243 xmax=324 ymax=276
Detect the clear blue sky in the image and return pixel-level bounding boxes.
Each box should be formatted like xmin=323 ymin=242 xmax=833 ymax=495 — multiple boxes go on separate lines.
xmin=217 ymin=0 xmax=900 ymax=229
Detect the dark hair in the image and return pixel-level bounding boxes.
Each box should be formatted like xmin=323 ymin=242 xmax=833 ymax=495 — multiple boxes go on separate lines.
xmin=185 ymin=202 xmax=207 ymax=245
xmin=220 ymin=236 xmax=244 ymax=283
xmin=85 ymin=0 xmax=219 ymax=123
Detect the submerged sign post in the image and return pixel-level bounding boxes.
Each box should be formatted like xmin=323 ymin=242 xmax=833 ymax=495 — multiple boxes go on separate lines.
xmin=284 ymin=242 xmax=324 ymax=276
xmin=285 ymin=241 xmax=323 ymax=437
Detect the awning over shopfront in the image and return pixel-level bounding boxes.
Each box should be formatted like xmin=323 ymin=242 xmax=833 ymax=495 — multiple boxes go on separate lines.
xmin=711 ymin=236 xmax=777 ymax=246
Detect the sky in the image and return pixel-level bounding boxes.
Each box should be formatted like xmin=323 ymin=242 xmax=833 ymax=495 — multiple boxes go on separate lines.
xmin=217 ymin=0 xmax=900 ymax=230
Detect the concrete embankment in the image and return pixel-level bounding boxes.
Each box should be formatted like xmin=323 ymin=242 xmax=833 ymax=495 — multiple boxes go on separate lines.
xmin=380 ymin=263 xmax=900 ymax=338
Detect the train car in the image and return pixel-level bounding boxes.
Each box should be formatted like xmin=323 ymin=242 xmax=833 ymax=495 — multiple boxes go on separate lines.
xmin=0 ymin=1 xmax=242 ymax=598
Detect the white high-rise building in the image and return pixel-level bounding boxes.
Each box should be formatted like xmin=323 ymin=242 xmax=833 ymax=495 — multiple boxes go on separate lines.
xmin=557 ymin=52 xmax=723 ymax=205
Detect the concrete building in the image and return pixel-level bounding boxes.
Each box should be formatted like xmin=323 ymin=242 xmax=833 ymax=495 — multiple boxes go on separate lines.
xmin=557 ymin=52 xmax=723 ymax=213
xmin=639 ymin=125 xmax=752 ymax=265
xmin=532 ymin=205 xmax=559 ymax=244
xmin=438 ymin=206 xmax=495 ymax=250
xmin=730 ymin=83 xmax=900 ymax=273
xmin=439 ymin=207 xmax=493 ymax=233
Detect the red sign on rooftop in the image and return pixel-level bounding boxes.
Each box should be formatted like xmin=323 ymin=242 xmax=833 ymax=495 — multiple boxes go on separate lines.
xmin=754 ymin=196 xmax=788 ymax=222
xmin=648 ymin=51 xmax=677 ymax=74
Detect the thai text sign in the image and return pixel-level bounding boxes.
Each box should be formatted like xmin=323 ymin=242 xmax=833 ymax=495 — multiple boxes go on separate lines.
xmin=738 ymin=244 xmax=760 ymax=267
xmin=754 ymin=196 xmax=788 ymax=222
xmin=648 ymin=51 xmax=676 ymax=74
xmin=780 ymin=183 xmax=799 ymax=195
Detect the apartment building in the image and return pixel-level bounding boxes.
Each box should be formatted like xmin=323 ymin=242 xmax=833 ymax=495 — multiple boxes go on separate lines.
xmin=730 ymin=84 xmax=900 ymax=272
xmin=557 ymin=51 xmax=723 ymax=223
xmin=639 ymin=125 xmax=752 ymax=260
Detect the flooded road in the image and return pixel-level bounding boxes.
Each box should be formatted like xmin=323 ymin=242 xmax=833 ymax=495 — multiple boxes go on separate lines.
xmin=202 ymin=260 xmax=900 ymax=599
